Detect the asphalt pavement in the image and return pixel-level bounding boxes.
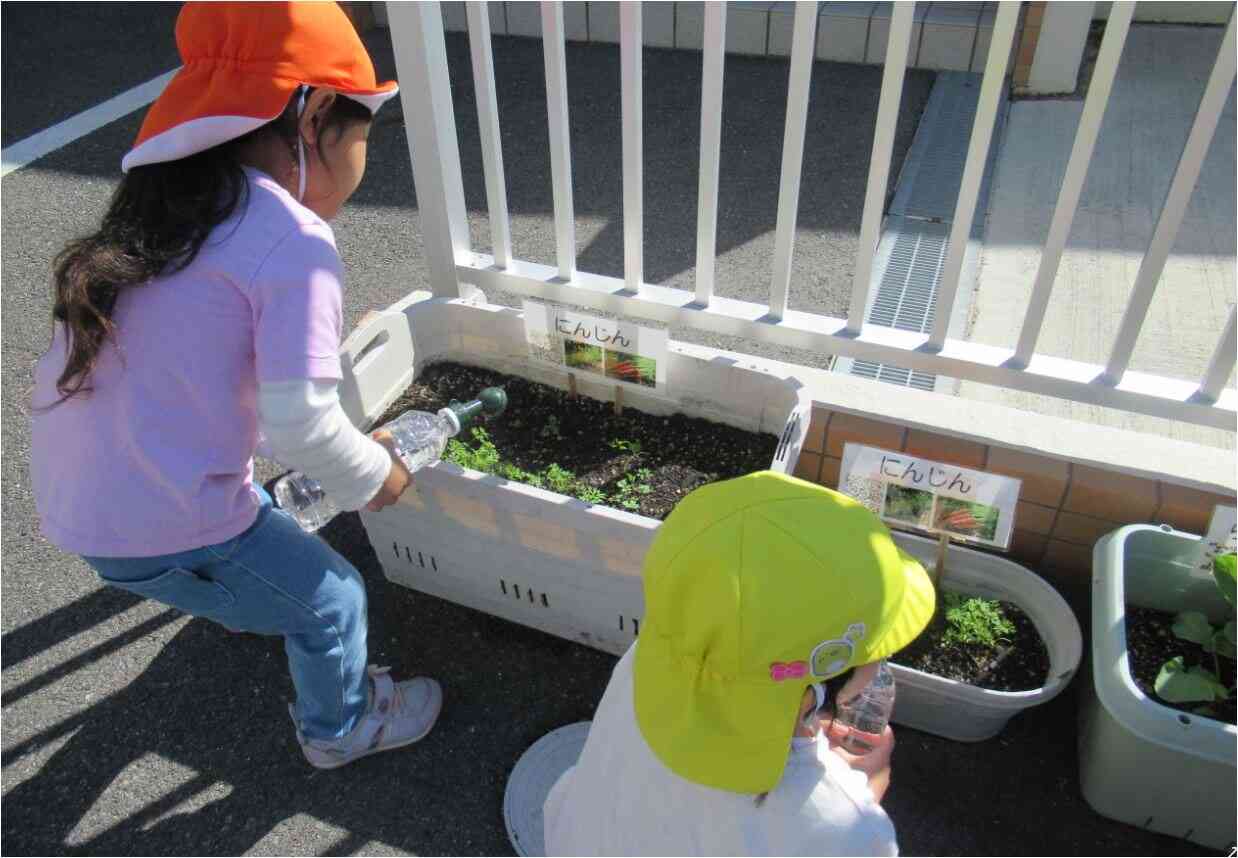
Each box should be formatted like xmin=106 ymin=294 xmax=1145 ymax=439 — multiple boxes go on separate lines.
xmin=1 ymin=6 xmax=1215 ymax=856
xmin=0 ymin=3 xmax=182 ymax=146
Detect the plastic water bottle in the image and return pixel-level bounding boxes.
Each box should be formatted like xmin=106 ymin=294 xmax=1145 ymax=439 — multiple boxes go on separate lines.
xmin=832 ymin=660 xmax=896 ymax=754
xmin=274 ymin=387 xmax=507 ymax=532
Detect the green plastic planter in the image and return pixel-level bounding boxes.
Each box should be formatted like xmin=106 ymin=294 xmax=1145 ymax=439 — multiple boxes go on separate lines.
xmin=1080 ymin=524 xmax=1236 ymax=851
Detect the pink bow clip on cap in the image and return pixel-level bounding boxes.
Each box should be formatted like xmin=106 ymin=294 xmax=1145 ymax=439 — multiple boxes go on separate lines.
xmin=769 ymin=661 xmax=807 ymax=682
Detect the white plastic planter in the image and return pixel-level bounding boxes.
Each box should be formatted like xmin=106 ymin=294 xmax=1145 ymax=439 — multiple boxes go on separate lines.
xmin=341 ymin=292 xmax=812 ymax=655
xmin=887 ymin=532 xmax=1083 ymax=742
xmin=338 ymin=293 xmax=1080 ymax=742
xmin=1080 ymin=524 xmax=1236 ymax=851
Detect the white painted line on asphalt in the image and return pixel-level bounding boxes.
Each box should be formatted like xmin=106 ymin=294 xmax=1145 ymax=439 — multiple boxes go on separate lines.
xmin=1 ymin=68 xmax=179 ymax=178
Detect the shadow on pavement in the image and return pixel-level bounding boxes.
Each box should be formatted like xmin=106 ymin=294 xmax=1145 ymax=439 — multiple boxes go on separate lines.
xmin=0 ymin=508 xmax=1215 ymax=856
xmin=357 ymin=33 xmax=936 ymax=296
xmin=10 ymin=29 xmax=934 ymax=312
xmin=2 ymin=587 xmax=144 ymax=670
xmin=1 ymin=511 xmax=616 ymax=856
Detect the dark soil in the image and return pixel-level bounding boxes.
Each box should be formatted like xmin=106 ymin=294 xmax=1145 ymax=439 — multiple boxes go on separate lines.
xmin=891 ymin=594 xmax=1051 ymax=691
xmin=1125 ymin=605 xmax=1237 ymax=725
xmin=376 ymin=361 xmax=780 ymax=520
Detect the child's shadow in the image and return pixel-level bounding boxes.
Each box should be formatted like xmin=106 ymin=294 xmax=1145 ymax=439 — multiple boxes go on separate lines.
xmin=2 ymin=511 xmax=617 ymax=856
xmin=3 ymin=615 xmax=407 ymax=855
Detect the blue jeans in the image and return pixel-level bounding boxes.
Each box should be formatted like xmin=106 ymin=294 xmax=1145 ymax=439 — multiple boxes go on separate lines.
xmin=83 ymin=488 xmax=368 ymax=741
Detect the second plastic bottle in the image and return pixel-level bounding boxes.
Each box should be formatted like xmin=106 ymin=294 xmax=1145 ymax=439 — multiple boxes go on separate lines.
xmin=832 ymin=659 xmax=896 ymax=754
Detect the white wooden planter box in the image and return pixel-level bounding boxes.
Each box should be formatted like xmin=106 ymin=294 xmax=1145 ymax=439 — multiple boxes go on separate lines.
xmin=341 ymin=293 xmax=812 ymax=655
xmin=888 ymin=532 xmax=1083 ymax=741
xmin=339 ymin=293 xmax=1081 ymax=742
xmin=1080 ymin=524 xmax=1236 ymax=851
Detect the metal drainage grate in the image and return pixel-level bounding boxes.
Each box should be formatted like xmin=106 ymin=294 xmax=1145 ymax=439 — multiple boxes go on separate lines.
xmin=851 ymin=218 xmax=949 ymax=393
xmin=842 ymin=70 xmax=1010 ymax=391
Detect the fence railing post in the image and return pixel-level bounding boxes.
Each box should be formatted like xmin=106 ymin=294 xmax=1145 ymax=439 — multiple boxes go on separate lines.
xmin=1013 ymin=0 xmax=1134 ymax=367
xmin=767 ymin=2 xmax=819 ymax=322
xmin=620 ymin=2 xmax=644 ymax=295
xmin=926 ymin=0 xmax=1020 ymax=351
xmin=542 ymin=1 xmax=577 ymax=282
xmin=846 ymin=1 xmax=915 ymax=335
xmin=388 ymin=1 xmax=471 ymax=298
xmin=467 ymin=1 xmax=513 ymax=269
xmin=1102 ymin=13 xmax=1237 ymax=385
xmin=1198 ymin=306 xmax=1237 ymax=403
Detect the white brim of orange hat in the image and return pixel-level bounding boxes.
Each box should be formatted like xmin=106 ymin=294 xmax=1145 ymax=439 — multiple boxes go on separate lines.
xmin=121 ymin=2 xmax=400 ymax=174
xmin=121 ymin=72 xmax=398 ymax=173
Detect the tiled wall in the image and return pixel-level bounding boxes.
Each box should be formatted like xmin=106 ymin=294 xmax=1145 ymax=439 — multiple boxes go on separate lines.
xmin=440 ymin=2 xmax=1020 ymax=74
xmin=793 ymin=407 xmax=1236 ymax=581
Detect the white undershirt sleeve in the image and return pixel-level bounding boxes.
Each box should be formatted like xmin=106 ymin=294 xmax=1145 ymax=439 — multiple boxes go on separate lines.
xmin=258 ymin=379 xmax=392 ymax=512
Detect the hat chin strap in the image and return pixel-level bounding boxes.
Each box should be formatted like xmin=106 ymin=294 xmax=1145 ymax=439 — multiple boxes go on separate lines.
xmin=296 ymin=86 xmax=308 ymax=203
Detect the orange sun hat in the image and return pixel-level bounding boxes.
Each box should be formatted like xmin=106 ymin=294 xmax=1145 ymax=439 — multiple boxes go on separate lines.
xmin=122 ymin=1 xmax=398 ymax=172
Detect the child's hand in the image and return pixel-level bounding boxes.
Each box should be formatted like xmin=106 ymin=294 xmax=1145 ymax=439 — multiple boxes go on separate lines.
xmin=366 ymin=430 xmax=412 ymax=511
xmin=826 ymin=723 xmax=894 ymax=804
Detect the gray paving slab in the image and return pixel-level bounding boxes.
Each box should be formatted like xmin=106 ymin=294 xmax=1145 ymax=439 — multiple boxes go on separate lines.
xmin=0 ymin=21 xmax=1212 ymax=858
xmin=958 ymin=24 xmax=1237 ymax=449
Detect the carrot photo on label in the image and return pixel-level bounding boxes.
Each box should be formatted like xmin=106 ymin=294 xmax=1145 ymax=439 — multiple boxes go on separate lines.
xmin=934 ymin=498 xmax=999 ymax=542
xmin=604 ymin=351 xmax=656 ymax=388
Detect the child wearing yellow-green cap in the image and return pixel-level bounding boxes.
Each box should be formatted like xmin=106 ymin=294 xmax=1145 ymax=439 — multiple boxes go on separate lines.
xmin=543 ymin=471 xmax=936 ymax=856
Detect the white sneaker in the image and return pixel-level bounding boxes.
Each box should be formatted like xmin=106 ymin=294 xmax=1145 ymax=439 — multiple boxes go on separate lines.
xmin=291 ymin=665 xmax=443 ymax=770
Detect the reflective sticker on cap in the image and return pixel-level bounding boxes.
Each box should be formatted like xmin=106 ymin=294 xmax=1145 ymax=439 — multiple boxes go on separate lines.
xmin=809 ymin=623 xmax=866 ymax=678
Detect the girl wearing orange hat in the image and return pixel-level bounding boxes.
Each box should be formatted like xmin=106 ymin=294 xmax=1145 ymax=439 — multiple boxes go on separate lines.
xmin=30 ymin=2 xmax=440 ymax=769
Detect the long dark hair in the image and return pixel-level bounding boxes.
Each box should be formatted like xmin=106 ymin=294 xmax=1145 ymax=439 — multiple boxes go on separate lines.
xmin=47 ymin=89 xmax=371 ymax=404
xmin=754 ymin=667 xmax=856 ymax=807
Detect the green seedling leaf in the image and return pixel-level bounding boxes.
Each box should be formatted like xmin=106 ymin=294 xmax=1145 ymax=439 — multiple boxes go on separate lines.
xmin=609 ymin=438 xmax=641 ymax=454
xmin=1213 ymin=552 xmax=1236 ymax=607
xmin=542 ymin=463 xmax=576 ymax=494
xmin=1214 ymin=624 xmax=1236 ymax=659
xmin=1171 ymin=611 xmax=1215 ymax=646
xmin=1155 ymin=657 xmax=1228 ymax=703
xmin=1214 ymin=632 xmax=1236 ymax=659
xmin=940 ymin=592 xmax=1015 ymax=648
xmin=1188 ymin=665 xmax=1231 ymax=700
xmin=576 ymin=486 xmax=606 ymax=504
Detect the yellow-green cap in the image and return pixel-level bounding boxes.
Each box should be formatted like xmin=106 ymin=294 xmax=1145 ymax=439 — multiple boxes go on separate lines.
xmin=633 ymin=471 xmax=935 ymax=794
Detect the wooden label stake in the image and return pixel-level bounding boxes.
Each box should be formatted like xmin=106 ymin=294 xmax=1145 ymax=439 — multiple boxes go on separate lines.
xmin=614 ymin=384 xmax=624 ymax=416
xmin=568 ymin=373 xmax=578 ymax=398
xmin=933 ymin=531 xmax=950 ymax=590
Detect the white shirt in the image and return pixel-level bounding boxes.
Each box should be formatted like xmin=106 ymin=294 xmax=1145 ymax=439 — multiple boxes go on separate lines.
xmin=544 ymin=644 xmax=899 ymax=857
xmin=258 ymin=379 xmax=390 ymax=511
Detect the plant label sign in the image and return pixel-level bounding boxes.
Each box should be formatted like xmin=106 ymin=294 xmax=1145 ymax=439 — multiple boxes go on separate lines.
xmin=522 ymin=300 xmax=668 ymax=390
xmin=1193 ymin=504 xmax=1237 ymax=577
xmin=839 ymin=443 xmax=1022 ymax=550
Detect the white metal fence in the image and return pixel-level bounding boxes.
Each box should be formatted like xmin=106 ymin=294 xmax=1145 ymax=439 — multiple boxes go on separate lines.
xmin=387 ymin=1 xmax=1237 ymax=431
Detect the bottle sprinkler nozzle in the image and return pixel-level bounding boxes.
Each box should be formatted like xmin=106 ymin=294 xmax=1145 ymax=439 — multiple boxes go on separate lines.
xmin=447 ymin=386 xmax=509 ymax=427
xmin=478 ymin=386 xmax=507 ymax=417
